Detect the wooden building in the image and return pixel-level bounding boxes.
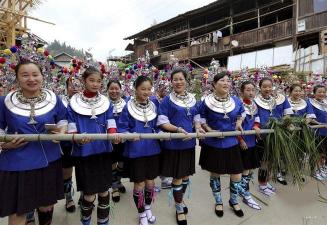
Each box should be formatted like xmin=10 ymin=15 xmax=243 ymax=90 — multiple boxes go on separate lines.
xmin=0 ymin=0 xmax=53 ymax=48
xmin=124 ymin=0 xmax=327 ymax=67
xmin=53 ymin=52 xmax=74 ymax=68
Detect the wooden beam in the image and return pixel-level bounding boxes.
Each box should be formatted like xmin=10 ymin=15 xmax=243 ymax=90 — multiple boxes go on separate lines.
xmin=229 ymin=0 xmax=233 ymax=35
xmin=187 ymin=19 xmax=191 ymax=63
xmin=293 ymin=0 xmax=298 ymax=52
xmin=256 ymin=0 xmax=260 ymax=28
xmin=0 ymin=6 xmax=55 ymax=25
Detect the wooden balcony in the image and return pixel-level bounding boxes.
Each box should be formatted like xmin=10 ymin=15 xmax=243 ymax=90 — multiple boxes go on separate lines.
xmin=159 ymin=47 xmax=189 ymax=64
xmin=157 ymin=19 xmax=293 ymax=64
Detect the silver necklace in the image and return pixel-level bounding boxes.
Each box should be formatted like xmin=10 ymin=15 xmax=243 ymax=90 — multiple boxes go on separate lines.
xmin=110 ymin=97 xmax=125 ymax=116
xmin=243 ymin=100 xmax=257 ymax=118
xmin=80 ymin=93 xmax=101 ymax=119
xmin=172 ymin=91 xmax=192 ymax=116
xmin=213 ymin=93 xmax=230 ymax=119
xmin=16 ymin=90 xmax=47 ymax=124
xmin=133 ymin=98 xmax=151 ymax=127
xmin=259 ymin=95 xmax=276 ymax=116
xmin=289 ymin=98 xmax=306 ymax=113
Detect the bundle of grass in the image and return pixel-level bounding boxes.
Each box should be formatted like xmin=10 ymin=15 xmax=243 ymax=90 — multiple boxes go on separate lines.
xmin=263 ymin=117 xmax=320 ymax=187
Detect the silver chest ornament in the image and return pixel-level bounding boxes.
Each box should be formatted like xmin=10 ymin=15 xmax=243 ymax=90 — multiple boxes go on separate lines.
xmin=110 ymin=98 xmax=126 ymax=117
xmin=127 ymin=99 xmax=157 ymax=127
xmin=288 ymin=98 xmax=307 ymax=114
xmin=169 ymin=92 xmax=197 ymax=116
xmin=204 ymin=94 xmax=236 ymax=119
xmin=309 ymin=99 xmax=327 ymax=112
xmin=255 ymin=93 xmax=285 ymax=116
xmin=70 ymin=93 xmax=110 ymax=119
xmin=243 ymin=100 xmax=258 ymax=118
xmin=5 ymin=89 xmax=57 ymax=125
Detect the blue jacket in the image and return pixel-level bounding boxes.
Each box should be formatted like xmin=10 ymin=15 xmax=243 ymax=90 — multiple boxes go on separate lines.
xmin=0 ymin=96 xmax=67 ymax=171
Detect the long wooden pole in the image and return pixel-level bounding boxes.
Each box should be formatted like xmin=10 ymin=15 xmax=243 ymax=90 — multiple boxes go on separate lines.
xmin=0 ymin=125 xmax=325 ymax=142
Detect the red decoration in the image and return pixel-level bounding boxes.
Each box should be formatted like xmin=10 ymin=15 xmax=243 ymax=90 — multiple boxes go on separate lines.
xmin=44 ymin=50 xmax=50 ymax=56
xmin=10 ymin=63 xmax=16 ymax=70
xmin=0 ymin=57 xmax=6 ymax=64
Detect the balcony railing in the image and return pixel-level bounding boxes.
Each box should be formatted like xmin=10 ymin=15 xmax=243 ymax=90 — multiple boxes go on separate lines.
xmin=157 ymin=19 xmax=293 ymax=61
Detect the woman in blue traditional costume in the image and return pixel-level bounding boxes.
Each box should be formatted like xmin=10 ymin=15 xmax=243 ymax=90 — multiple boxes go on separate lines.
xmin=288 ymin=84 xmax=316 ymax=120
xmin=254 ymin=77 xmax=293 ymax=195
xmin=59 ymin=77 xmax=82 ymax=213
xmin=157 ymin=68 xmax=203 ymax=225
xmin=308 ymin=85 xmax=327 ymax=180
xmin=237 ymin=81 xmax=261 ymax=210
xmin=0 ymin=61 xmax=67 ymax=225
xmin=107 ymin=79 xmax=127 ymax=202
xmin=67 ymin=67 xmax=119 ymax=225
xmin=119 ymin=75 xmax=161 ymax=225
xmin=287 ymin=83 xmax=318 ymax=181
xmin=150 ymin=80 xmax=173 ymax=190
xmin=199 ymin=71 xmax=245 ymax=218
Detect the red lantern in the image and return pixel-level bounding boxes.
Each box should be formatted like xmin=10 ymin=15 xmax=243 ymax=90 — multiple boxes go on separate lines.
xmin=44 ymin=50 xmax=50 ymax=57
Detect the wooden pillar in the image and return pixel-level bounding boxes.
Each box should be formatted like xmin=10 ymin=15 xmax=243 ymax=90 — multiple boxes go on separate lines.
xmin=229 ymin=0 xmax=234 ymax=56
xmin=229 ymin=0 xmax=233 ymax=35
xmin=19 ymin=0 xmax=22 ymax=28
xmin=292 ymin=0 xmax=298 ymax=54
xmin=5 ymin=0 xmax=15 ymax=47
xmin=187 ymin=18 xmax=191 ymax=63
xmin=256 ymin=0 xmax=260 ymax=28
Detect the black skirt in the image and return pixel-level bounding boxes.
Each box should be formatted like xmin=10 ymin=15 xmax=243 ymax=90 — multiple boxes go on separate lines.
xmin=111 ymin=143 xmax=125 ymax=163
xmin=160 ymin=148 xmax=195 ymax=179
xmin=256 ymin=139 xmax=266 ymax=162
xmin=199 ymin=144 xmax=243 ymax=174
xmin=74 ymin=153 xmax=112 ymax=195
xmin=61 ymin=143 xmax=75 ymax=169
xmin=240 ymin=146 xmax=261 ymax=170
xmin=0 ymin=159 xmax=64 ymax=217
xmin=127 ymin=154 xmax=160 ymax=183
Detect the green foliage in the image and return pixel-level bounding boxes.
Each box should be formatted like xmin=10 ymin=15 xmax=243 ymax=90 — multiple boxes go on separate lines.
xmin=264 ymin=117 xmax=320 ymax=188
xmin=116 ymin=61 xmax=127 ymax=70
xmin=47 ymin=40 xmax=85 ymax=58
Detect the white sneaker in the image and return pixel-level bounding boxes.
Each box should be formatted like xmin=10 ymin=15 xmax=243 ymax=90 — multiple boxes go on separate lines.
xmin=139 ymin=212 xmax=149 ymax=225
xmin=267 ymin=183 xmax=276 ymax=192
xmin=313 ymin=171 xmax=325 ymax=181
xmin=320 ymin=169 xmax=327 ymax=180
xmin=243 ymin=196 xmax=261 ymax=210
xmin=161 ymin=178 xmax=172 ymax=189
xmin=145 ymin=205 xmax=156 ymax=224
xmin=259 ymin=185 xmax=275 ymax=197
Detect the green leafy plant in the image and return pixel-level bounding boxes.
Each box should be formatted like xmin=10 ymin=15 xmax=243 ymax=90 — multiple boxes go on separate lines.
xmin=263 ymin=117 xmax=320 ymax=187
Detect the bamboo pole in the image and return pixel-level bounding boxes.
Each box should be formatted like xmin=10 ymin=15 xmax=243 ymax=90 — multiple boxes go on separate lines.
xmin=0 ymin=125 xmax=325 ymax=142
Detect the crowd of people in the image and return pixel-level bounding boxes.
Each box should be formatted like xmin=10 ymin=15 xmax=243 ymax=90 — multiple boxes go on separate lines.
xmin=0 ymin=60 xmax=326 ymax=225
